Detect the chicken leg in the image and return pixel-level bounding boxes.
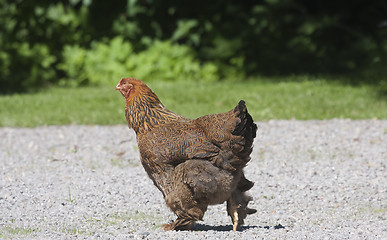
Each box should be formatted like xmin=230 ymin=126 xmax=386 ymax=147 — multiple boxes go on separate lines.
xmin=227 ymin=189 xmax=257 ymax=231
xmin=227 ymin=195 xmax=240 ymax=231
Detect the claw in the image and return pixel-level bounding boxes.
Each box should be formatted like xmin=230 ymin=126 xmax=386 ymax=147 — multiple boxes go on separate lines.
xmin=232 ymin=206 xmax=239 ymax=231
xmin=227 ymin=196 xmax=241 ymax=231
xmin=227 ymin=190 xmax=256 ymax=231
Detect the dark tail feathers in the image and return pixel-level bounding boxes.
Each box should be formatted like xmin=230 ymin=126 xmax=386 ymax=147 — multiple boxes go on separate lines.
xmin=233 ymin=100 xmax=257 ymax=144
xmin=230 ymin=100 xmax=257 ymax=165
xmin=233 ymin=100 xmax=257 ymax=137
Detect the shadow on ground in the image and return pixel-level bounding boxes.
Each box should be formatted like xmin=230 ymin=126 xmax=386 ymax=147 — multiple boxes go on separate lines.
xmin=194 ymin=223 xmax=285 ymax=231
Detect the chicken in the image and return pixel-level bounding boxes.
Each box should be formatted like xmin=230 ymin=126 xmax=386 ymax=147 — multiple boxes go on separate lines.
xmin=115 ymin=77 xmax=257 ymax=231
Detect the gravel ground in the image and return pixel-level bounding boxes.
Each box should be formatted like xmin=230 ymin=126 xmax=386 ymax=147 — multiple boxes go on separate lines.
xmin=0 ymin=120 xmax=386 ymax=239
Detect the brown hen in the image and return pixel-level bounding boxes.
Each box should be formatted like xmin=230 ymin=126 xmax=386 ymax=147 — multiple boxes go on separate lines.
xmin=115 ymin=78 xmax=257 ymax=231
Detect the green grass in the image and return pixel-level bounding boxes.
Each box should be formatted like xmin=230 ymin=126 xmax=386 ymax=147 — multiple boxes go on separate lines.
xmin=0 ymin=77 xmax=386 ymax=127
xmin=0 ymin=226 xmax=40 ymax=238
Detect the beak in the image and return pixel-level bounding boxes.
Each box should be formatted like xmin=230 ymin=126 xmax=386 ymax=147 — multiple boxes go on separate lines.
xmin=115 ymin=83 xmax=121 ymax=90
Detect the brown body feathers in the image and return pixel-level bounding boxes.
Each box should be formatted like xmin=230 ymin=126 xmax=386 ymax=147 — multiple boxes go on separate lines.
xmin=116 ymin=77 xmax=257 ymax=231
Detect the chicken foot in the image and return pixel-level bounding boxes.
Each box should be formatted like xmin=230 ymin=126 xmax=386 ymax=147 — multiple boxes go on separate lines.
xmin=227 ymin=196 xmax=240 ymax=231
xmin=227 ymin=189 xmax=257 ymax=231
xmin=163 ymin=218 xmax=195 ymax=231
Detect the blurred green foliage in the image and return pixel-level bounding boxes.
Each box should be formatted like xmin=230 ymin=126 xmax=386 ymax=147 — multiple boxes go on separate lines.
xmin=1 ymin=0 xmax=387 ymax=93
xmin=59 ymin=37 xmax=219 ymax=86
